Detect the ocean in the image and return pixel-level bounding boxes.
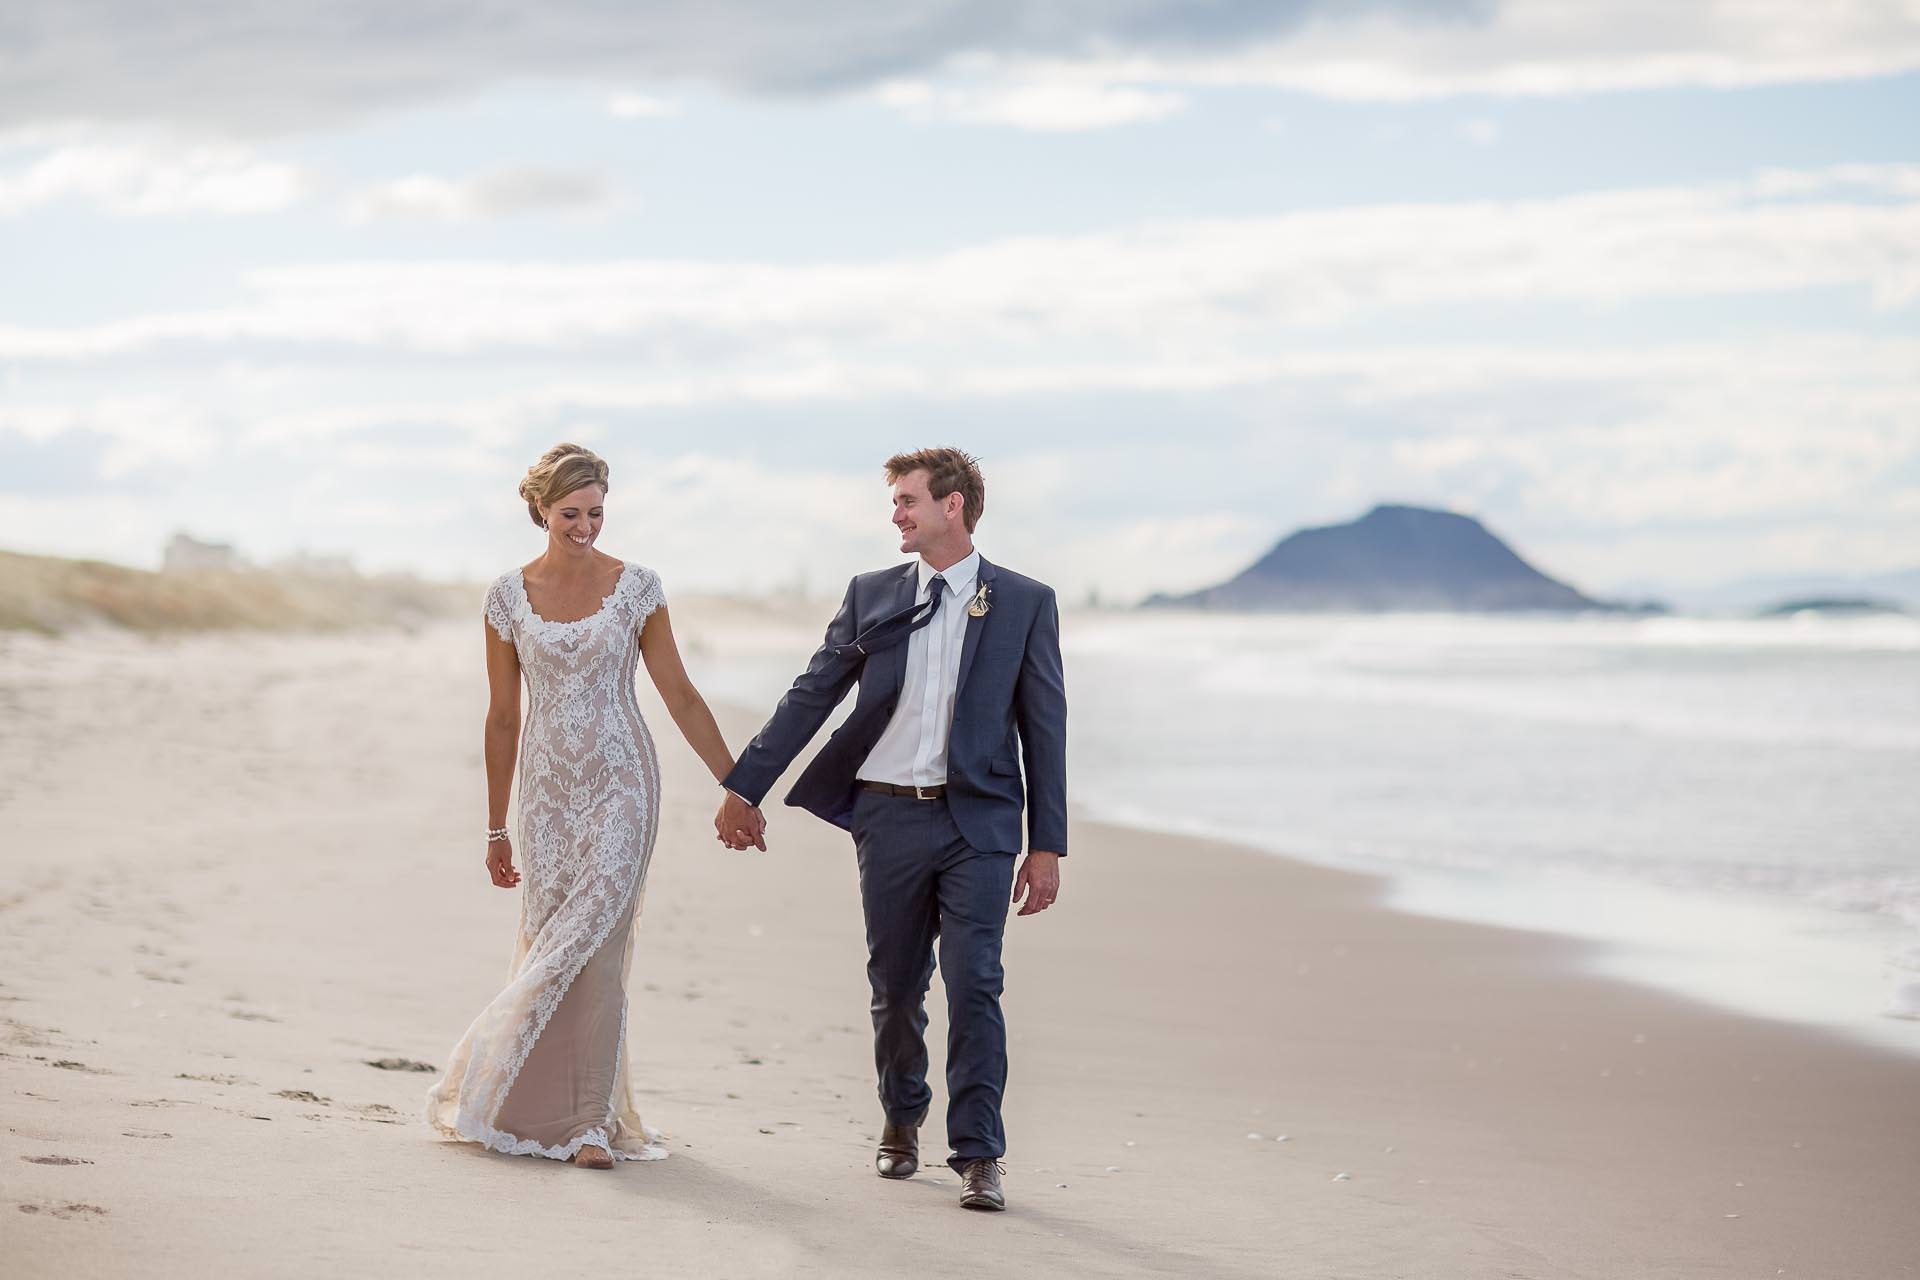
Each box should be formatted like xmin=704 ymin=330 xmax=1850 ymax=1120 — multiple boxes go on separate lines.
xmin=686 ymin=606 xmax=1920 ymax=1057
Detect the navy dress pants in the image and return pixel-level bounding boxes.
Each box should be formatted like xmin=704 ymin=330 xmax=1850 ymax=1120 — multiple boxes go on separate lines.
xmin=850 ymin=788 xmax=1017 ymax=1171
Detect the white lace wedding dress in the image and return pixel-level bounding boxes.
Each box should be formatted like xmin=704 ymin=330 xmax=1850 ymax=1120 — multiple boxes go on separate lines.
xmin=426 ymin=560 xmax=670 ymax=1163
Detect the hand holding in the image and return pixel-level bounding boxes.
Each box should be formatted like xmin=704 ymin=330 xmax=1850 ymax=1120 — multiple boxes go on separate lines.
xmin=715 ymin=790 xmax=768 ymax=851
xmin=738 ymin=804 xmax=767 ymax=851
xmin=1012 ymin=850 xmax=1060 ymax=917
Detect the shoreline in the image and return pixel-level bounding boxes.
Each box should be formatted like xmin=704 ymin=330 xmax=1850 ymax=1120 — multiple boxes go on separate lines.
xmin=2 ymin=621 xmax=1916 ymax=1277
xmin=1075 ymin=801 xmax=1920 ymax=1062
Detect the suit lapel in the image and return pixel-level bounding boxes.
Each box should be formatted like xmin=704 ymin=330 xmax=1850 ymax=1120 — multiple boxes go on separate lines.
xmin=953 ymin=556 xmax=998 ymax=699
xmin=881 ymin=561 xmax=919 ymax=702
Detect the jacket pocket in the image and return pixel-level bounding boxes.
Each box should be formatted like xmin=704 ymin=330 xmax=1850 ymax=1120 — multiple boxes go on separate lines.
xmin=989 ymin=753 xmax=1020 ymax=776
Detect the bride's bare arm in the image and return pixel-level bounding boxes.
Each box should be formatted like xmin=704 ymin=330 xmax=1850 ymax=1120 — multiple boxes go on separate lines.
xmin=638 ymin=605 xmax=737 ymax=785
xmin=484 ymin=619 xmax=522 ymax=888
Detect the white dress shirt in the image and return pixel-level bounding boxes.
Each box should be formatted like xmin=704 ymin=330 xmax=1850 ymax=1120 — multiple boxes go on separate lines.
xmin=857 ymin=550 xmax=981 ymax=788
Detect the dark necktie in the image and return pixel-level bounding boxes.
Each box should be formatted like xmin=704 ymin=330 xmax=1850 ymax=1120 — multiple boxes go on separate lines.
xmin=835 ymin=574 xmax=946 ymax=661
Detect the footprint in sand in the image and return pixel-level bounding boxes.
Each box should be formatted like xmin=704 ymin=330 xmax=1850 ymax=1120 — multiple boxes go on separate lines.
xmin=17 ymin=1202 xmax=109 ymax=1220
xmin=228 ymin=1010 xmax=281 ymax=1023
xmin=176 ymin=1072 xmax=250 ymax=1086
xmin=20 ymin=1155 xmax=93 ymax=1166
xmin=275 ymin=1089 xmax=329 ymax=1104
xmin=363 ymin=1057 xmax=436 ymax=1073
xmin=50 ymin=1060 xmax=110 ymax=1075
xmin=120 ymin=1129 xmax=172 ymax=1140
xmin=2 ymin=1016 xmax=55 ymax=1048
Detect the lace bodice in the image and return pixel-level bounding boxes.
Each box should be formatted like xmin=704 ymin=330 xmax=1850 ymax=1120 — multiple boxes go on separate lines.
xmin=485 ymin=561 xmax=665 ymax=666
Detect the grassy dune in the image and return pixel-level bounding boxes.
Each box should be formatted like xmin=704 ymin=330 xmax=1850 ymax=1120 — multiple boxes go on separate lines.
xmin=0 ymin=549 xmax=479 ymax=634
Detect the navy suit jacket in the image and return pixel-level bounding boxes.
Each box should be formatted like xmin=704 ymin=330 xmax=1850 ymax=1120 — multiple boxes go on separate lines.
xmin=722 ymin=556 xmax=1068 ymax=857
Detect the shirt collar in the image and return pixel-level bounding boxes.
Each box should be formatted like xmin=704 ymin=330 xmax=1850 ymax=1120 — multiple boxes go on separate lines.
xmin=918 ymin=549 xmax=980 ymax=599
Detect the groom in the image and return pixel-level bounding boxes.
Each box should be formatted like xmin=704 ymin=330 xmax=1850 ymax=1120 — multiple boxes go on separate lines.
xmin=715 ymin=446 xmax=1067 ymax=1212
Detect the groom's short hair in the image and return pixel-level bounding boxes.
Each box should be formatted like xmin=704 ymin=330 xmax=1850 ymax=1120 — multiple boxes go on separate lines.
xmin=884 ymin=447 xmax=985 ymax=532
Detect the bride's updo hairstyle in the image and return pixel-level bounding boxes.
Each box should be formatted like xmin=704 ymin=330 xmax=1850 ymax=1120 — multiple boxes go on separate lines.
xmin=518 ymin=443 xmax=611 ymax=528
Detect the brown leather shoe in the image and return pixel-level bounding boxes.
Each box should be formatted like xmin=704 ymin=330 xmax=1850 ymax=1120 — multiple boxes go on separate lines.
xmin=876 ymin=1120 xmax=919 ymax=1179
xmin=957 ymin=1157 xmax=1005 ymax=1211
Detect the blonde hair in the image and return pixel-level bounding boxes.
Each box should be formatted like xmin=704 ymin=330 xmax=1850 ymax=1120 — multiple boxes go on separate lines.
xmin=518 ymin=443 xmax=610 ymax=528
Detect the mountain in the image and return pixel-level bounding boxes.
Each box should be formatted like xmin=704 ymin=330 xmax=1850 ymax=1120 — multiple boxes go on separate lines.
xmin=1145 ymin=504 xmax=1647 ymax=613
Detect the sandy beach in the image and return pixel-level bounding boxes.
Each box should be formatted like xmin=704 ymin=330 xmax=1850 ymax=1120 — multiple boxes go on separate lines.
xmin=3 ymin=615 xmax=1917 ymax=1279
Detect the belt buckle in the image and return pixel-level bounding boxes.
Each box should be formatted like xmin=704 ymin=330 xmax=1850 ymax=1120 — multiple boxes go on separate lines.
xmin=913 ymin=784 xmax=933 ymax=801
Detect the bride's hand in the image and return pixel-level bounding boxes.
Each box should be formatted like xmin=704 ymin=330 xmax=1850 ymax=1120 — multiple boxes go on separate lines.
xmin=486 ymin=838 xmax=521 ymax=889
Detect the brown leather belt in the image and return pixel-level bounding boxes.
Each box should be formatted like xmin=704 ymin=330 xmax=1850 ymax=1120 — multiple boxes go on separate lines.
xmin=859 ymin=780 xmax=947 ymax=800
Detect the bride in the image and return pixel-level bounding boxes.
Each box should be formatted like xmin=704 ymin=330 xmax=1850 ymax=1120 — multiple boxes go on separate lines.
xmin=426 ymin=443 xmax=765 ymax=1169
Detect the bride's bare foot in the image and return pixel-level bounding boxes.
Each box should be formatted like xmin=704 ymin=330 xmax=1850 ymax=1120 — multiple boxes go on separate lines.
xmin=574 ymin=1144 xmax=614 ymax=1170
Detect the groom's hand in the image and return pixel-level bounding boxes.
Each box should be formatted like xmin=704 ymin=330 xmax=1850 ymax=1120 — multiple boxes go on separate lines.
xmin=1012 ymin=851 xmax=1060 ymax=916
xmin=715 ymin=789 xmax=768 ymax=852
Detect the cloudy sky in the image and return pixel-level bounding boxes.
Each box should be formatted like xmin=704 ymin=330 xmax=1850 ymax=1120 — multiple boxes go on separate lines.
xmin=2 ymin=1 xmax=1917 ymax=602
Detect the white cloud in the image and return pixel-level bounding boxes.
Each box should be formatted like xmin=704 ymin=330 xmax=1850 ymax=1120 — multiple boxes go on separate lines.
xmin=605 ymin=92 xmax=682 ymax=119
xmin=2 ymin=1 xmax=1915 ymax=137
xmin=874 ymin=77 xmax=1187 ymax=130
xmin=1095 ymin=1 xmax=1920 ymax=100
xmin=1536 ymin=521 xmax=1920 ymax=596
xmin=1379 ymin=348 xmax=1920 ymax=530
xmin=0 ymin=0 xmax=1428 ymax=133
xmin=7 ymin=334 xmax=1916 ymax=593
xmin=0 ymin=141 xmax=303 ymax=217
xmin=343 ymin=169 xmax=609 ymax=224
xmin=1750 ymin=163 xmax=1920 ymax=199
xmin=0 ymin=394 xmax=222 ymax=478
xmin=2 ymin=164 xmax=1914 ymax=360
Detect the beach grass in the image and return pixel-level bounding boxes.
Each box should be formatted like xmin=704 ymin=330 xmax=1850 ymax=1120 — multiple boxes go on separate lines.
xmin=0 ymin=548 xmax=478 ymax=634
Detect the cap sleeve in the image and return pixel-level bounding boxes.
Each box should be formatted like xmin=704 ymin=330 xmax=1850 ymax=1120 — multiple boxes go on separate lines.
xmin=483 ymin=573 xmax=517 ymax=644
xmin=631 ymin=565 xmax=665 ymax=625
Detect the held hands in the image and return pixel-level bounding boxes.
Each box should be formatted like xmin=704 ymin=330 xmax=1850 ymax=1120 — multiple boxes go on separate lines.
xmin=715 ymin=789 xmax=768 ymax=851
xmin=1012 ymin=851 xmax=1061 ymax=917
xmin=486 ymin=837 xmax=521 ymax=889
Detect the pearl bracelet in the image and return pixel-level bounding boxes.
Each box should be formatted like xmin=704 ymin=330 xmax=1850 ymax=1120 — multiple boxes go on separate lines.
xmin=486 ymin=826 xmax=510 ymax=843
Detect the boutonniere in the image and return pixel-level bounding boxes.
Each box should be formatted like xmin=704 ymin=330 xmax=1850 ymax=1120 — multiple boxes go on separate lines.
xmin=966 ymin=584 xmax=992 ymax=618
